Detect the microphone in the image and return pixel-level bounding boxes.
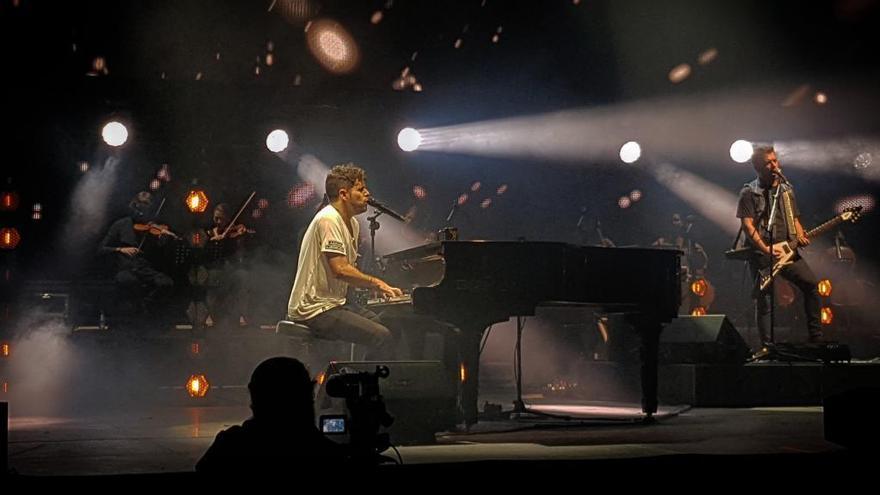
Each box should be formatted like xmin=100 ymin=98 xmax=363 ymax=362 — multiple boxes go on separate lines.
xmin=772 ymin=168 xmax=790 ymax=184
xmin=367 ymin=197 xmax=408 ymax=222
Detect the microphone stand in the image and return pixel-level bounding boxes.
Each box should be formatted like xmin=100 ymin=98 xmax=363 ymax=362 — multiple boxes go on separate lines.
xmin=367 ymin=209 xmax=384 ymax=273
xmin=763 ymin=178 xmax=784 ymax=348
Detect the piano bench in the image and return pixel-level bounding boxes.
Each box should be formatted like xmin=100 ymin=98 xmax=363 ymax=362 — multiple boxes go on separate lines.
xmin=275 ymin=320 xmax=359 ymax=364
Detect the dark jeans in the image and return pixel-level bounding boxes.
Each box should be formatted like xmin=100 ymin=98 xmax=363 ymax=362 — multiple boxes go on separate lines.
xmin=304 ymin=303 xmax=396 ymax=360
xmin=205 ymin=262 xmax=251 ymax=323
xmin=749 ymin=254 xmax=821 ymax=343
xmin=115 ymin=261 xmax=174 ymax=307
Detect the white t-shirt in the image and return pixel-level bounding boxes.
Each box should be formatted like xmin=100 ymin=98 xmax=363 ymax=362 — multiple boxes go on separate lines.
xmin=287 ymin=204 xmax=360 ymax=320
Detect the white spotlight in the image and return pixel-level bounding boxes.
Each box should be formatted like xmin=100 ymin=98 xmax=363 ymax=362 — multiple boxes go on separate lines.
xmin=397 ymin=127 xmax=422 ymax=152
xmin=619 ymin=141 xmax=641 ymax=164
xmin=730 ymin=139 xmax=753 ymax=163
xmin=266 ymin=129 xmax=290 ymax=153
xmin=102 ymin=121 xmax=129 ymax=147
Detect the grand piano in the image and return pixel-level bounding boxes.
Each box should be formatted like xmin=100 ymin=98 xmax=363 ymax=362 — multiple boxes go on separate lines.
xmin=375 ymin=240 xmax=681 ymax=425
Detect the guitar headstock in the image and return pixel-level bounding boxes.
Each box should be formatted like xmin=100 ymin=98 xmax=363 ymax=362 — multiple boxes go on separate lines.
xmin=840 ymin=205 xmax=863 ymax=223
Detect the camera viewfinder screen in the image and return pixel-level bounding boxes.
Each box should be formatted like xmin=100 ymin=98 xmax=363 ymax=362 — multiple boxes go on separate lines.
xmin=321 ymin=417 xmax=346 ymax=434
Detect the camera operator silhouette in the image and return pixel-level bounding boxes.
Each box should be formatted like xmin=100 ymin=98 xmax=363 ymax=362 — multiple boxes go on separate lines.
xmin=196 ymin=357 xmax=346 ymax=473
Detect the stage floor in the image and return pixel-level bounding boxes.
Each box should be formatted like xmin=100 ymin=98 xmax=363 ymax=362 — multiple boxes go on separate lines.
xmin=6 ymin=402 xmax=842 ymax=476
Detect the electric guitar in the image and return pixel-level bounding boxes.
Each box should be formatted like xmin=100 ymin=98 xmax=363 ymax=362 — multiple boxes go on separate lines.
xmin=725 ymin=206 xmax=863 ymax=292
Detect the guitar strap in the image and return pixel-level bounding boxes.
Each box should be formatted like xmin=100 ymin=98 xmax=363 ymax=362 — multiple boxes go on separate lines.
xmin=782 ymin=188 xmax=796 ymax=242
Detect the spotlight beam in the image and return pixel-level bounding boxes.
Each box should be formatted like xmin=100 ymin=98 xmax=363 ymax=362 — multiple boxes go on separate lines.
xmin=650 ymin=163 xmax=741 ymax=235
xmin=410 ymin=84 xmax=880 ymax=167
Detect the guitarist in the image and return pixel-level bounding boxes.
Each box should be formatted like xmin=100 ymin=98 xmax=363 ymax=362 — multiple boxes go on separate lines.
xmin=735 ymin=144 xmax=822 ymax=345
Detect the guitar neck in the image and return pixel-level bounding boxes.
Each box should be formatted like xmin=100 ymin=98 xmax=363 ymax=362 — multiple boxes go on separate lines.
xmin=805 ymin=215 xmax=844 ymax=240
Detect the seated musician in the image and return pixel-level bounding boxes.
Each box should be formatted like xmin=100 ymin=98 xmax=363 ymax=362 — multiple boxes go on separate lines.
xmin=203 ymin=203 xmax=254 ymax=327
xmin=98 ymin=191 xmax=174 ymax=315
xmin=286 ymin=163 xmax=403 ymax=359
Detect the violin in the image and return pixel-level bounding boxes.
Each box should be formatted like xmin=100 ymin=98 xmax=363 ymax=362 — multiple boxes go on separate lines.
xmin=210 ymin=223 xmax=255 ymax=241
xmin=134 ymin=222 xmax=180 ymax=240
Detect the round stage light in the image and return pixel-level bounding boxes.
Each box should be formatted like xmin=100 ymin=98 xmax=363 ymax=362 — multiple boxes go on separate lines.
xmin=266 ymin=129 xmax=290 ymax=153
xmin=186 ymin=190 xmax=209 ymax=213
xmin=397 ymin=127 xmax=422 ymax=152
xmin=818 ymin=279 xmax=832 ymax=298
xmin=619 ymin=141 xmax=641 ymax=164
xmin=821 ymin=307 xmax=833 ymax=325
xmin=730 ymin=140 xmax=753 ymax=163
xmin=305 ymin=18 xmax=360 ymax=74
xmin=101 ymin=121 xmax=129 ymax=147
xmin=186 ymin=374 xmax=210 ymax=398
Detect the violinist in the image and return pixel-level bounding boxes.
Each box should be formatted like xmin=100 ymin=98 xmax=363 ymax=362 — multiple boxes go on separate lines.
xmin=98 ymin=191 xmax=175 ymax=315
xmin=203 ymin=203 xmax=254 ymax=327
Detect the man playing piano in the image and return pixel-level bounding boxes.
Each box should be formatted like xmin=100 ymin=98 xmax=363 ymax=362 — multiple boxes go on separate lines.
xmin=287 ymin=163 xmax=404 ymax=359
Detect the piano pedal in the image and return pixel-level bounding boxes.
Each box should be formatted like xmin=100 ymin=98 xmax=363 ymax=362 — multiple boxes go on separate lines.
xmin=480 ymin=401 xmax=505 ymax=420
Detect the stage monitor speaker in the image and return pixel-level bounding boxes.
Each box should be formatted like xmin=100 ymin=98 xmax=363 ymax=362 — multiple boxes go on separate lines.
xmin=659 ymin=315 xmax=750 ymax=364
xmin=824 ymin=387 xmax=880 ymax=450
xmin=315 ymin=360 xmax=458 ymax=444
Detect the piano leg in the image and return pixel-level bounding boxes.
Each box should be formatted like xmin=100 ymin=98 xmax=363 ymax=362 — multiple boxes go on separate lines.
xmin=630 ymin=314 xmax=662 ymax=421
xmin=460 ymin=329 xmax=483 ymax=427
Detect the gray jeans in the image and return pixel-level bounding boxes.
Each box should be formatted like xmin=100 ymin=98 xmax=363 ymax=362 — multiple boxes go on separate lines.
xmin=304 ymin=303 xmax=396 ymax=360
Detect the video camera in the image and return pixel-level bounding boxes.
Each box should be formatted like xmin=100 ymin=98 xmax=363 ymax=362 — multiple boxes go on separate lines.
xmin=319 ymin=365 xmax=394 ymax=459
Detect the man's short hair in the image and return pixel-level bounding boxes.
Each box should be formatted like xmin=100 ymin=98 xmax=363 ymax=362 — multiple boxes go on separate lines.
xmin=750 ymin=144 xmax=776 ymax=166
xmin=325 ymin=163 xmax=366 ymax=200
xmin=129 ymin=191 xmax=152 ymax=209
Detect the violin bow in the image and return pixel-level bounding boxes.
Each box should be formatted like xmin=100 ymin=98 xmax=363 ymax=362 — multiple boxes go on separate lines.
xmin=220 ymin=191 xmax=256 ymax=238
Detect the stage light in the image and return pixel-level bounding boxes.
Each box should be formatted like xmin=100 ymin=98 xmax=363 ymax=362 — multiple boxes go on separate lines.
xmin=1 ymin=192 xmax=19 ymax=211
xmin=821 ymin=307 xmax=833 ymax=325
xmin=258 ymin=198 xmax=269 ymax=209
xmin=412 ymin=185 xmax=427 ymax=200
xmin=190 ymin=231 xmax=203 ymax=247
xmin=470 ymin=181 xmax=481 ymax=192
xmin=697 ymin=47 xmax=718 ymax=65
xmin=305 ymin=18 xmax=360 ymax=75
xmin=101 ymin=121 xmax=129 ymax=147
xmin=618 ymin=196 xmax=632 ymax=209
xmin=186 ymin=190 xmax=209 ymax=213
xmin=397 ymin=127 xmax=422 ymax=152
xmin=619 ymin=141 xmax=641 ymax=164
xmin=814 ymin=92 xmax=828 ymax=105
xmin=0 ymin=228 xmax=21 ymax=249
xmin=266 ymin=129 xmax=290 ymax=152
xmin=691 ymin=278 xmax=708 ymax=297
xmin=818 ymin=279 xmax=832 ymax=298
xmin=629 ymin=189 xmax=642 ymax=202
xmin=149 ymin=179 xmax=161 ymax=191
xmin=496 ymin=184 xmax=508 ymax=195
xmin=190 ymin=342 xmax=200 ymax=355
xmin=668 ymin=63 xmax=692 ymax=84
xmin=480 ymin=198 xmax=492 ymax=208
xmin=459 ymin=363 xmax=467 ymax=383
xmin=730 ymin=140 xmax=753 ymax=163
xmin=276 ymin=0 xmax=317 ymax=25
xmin=79 ymin=161 xmax=89 ymax=173
xmin=186 ymin=374 xmax=210 ymax=398
xmin=457 ymin=193 xmax=469 ymax=206
xmin=287 ymin=182 xmax=316 ymax=208
xmin=853 ymin=152 xmax=872 ymax=170
xmin=690 ymin=306 xmax=707 ymax=316
xmin=1 ymin=342 xmax=9 ymax=357
xmin=316 ymin=371 xmax=326 ymax=386
xmin=834 ymin=194 xmax=875 ymax=216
